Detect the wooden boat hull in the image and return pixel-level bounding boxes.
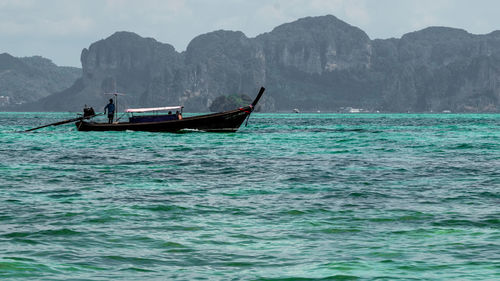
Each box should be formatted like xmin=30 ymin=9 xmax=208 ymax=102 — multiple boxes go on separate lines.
xmin=76 ymin=87 xmax=264 ymax=132
xmin=76 ymin=106 xmax=252 ymax=132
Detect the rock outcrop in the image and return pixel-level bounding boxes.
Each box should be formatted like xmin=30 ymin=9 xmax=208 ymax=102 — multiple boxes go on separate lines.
xmin=209 ymin=94 xmax=253 ymax=112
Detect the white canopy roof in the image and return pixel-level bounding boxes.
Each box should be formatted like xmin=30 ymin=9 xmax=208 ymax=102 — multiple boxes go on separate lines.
xmin=126 ymin=106 xmax=183 ymax=113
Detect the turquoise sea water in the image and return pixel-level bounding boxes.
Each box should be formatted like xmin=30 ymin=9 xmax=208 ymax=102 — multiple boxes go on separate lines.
xmin=0 ymin=112 xmax=499 ymax=280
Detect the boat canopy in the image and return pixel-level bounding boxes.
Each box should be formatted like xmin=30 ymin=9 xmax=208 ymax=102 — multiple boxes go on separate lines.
xmin=125 ymin=106 xmax=183 ymax=113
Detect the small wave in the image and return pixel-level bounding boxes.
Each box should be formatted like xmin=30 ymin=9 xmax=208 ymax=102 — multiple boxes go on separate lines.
xmin=137 ymin=204 xmax=188 ymax=213
xmin=3 ymin=257 xmax=36 ymax=262
xmin=179 ymin=128 xmax=205 ymax=133
xmin=172 ymin=146 xmax=194 ymax=151
xmin=450 ymin=143 xmax=474 ymax=149
xmin=254 ymin=275 xmax=360 ymax=281
xmin=283 ymin=209 xmax=306 ymax=216
xmin=319 ymin=228 xmax=362 ymax=234
xmin=432 ymin=219 xmax=499 ymax=228
xmin=3 ymin=228 xmax=82 ymax=238
xmin=102 ymin=255 xmax=158 ymax=265
xmin=119 ymin=267 xmax=156 ymax=272
xmin=160 ymin=241 xmax=187 ymax=248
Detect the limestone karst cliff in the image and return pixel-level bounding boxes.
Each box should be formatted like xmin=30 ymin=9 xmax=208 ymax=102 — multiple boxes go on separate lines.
xmin=11 ymin=15 xmax=500 ymax=112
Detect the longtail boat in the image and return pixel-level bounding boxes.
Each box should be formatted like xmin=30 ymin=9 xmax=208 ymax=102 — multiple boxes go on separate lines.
xmin=75 ymin=87 xmax=265 ymax=132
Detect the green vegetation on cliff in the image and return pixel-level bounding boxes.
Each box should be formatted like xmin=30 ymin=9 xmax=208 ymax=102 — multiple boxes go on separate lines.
xmin=209 ymin=94 xmax=253 ymax=112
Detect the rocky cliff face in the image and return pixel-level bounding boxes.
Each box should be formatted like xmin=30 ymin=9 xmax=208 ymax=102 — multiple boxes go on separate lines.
xmin=255 ymin=16 xmax=374 ymax=110
xmin=374 ymin=27 xmax=500 ymax=112
xmin=0 ymin=53 xmax=80 ymax=108
xmin=74 ymin=31 xmax=183 ymax=110
xmin=257 ymin=16 xmax=372 ymax=74
xmin=182 ymin=30 xmax=266 ymax=110
xmin=27 ymin=15 xmax=500 ymax=112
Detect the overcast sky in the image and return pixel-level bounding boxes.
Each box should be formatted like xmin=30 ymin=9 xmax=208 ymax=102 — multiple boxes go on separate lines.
xmin=1 ymin=0 xmax=499 ymax=67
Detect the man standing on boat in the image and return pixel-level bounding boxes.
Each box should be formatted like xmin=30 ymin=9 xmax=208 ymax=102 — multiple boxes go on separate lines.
xmin=104 ymin=99 xmax=115 ymax=124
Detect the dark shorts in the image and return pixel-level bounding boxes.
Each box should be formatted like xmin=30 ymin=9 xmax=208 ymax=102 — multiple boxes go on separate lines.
xmin=108 ymin=113 xmax=114 ymax=119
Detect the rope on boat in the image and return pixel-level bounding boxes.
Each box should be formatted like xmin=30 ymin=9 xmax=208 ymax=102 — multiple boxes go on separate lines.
xmin=115 ymin=112 xmax=127 ymax=122
xmin=245 ymin=114 xmax=251 ymax=127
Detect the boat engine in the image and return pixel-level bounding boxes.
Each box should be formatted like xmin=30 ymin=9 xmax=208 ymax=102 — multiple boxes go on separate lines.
xmin=83 ymin=106 xmax=96 ymax=118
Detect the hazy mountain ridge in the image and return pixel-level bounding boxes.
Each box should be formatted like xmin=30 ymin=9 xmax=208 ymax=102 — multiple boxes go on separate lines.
xmin=8 ymin=15 xmax=500 ymax=112
xmin=0 ymin=53 xmax=81 ymax=108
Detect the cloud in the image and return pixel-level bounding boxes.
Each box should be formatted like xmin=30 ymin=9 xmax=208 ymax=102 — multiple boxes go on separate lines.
xmin=41 ymin=17 xmax=94 ymax=36
xmin=407 ymin=0 xmax=451 ymax=30
xmin=0 ymin=0 xmax=93 ymax=36
xmin=104 ymin=0 xmax=190 ymax=18
xmin=247 ymin=0 xmax=371 ymax=36
xmin=0 ymin=0 xmax=35 ymax=9
xmin=342 ymin=0 xmax=370 ymax=26
xmin=2 ymin=0 xmax=500 ymax=66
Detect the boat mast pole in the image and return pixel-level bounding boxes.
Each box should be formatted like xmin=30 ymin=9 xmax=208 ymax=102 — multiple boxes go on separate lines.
xmin=113 ymin=81 xmax=117 ymax=123
xmin=114 ymin=92 xmax=118 ymax=123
